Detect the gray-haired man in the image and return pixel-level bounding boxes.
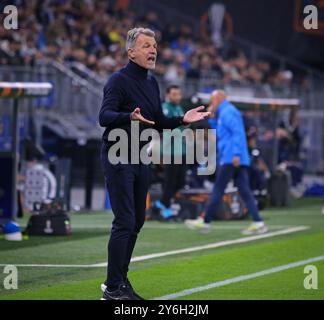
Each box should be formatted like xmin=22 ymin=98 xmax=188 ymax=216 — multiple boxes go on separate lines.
xmin=99 ymin=27 xmax=210 ymax=300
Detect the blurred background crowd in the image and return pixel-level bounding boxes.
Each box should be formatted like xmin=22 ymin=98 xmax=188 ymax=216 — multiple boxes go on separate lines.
xmin=0 ymin=0 xmax=300 ymax=91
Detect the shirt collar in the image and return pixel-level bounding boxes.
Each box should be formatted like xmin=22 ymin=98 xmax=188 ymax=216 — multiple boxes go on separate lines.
xmin=125 ymin=60 xmax=148 ymax=80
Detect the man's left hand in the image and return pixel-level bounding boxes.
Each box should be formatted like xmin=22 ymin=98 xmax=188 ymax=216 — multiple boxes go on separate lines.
xmin=183 ymin=106 xmax=211 ymax=124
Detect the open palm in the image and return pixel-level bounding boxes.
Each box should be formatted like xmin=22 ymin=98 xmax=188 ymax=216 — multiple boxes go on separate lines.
xmin=183 ymin=106 xmax=211 ymax=124
xmin=131 ymin=107 xmax=155 ymax=125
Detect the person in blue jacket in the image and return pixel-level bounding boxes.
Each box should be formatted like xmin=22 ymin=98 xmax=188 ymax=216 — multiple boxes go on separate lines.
xmin=185 ymin=90 xmax=267 ymax=235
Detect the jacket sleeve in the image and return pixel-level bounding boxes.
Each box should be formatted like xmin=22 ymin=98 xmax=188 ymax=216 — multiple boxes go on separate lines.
xmin=225 ymin=110 xmax=246 ymax=157
xmin=98 ymin=74 xmax=131 ymax=127
xmin=154 ymin=105 xmax=184 ymax=131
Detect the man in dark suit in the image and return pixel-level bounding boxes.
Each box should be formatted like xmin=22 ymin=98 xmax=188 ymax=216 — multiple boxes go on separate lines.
xmin=99 ymin=27 xmax=210 ymax=300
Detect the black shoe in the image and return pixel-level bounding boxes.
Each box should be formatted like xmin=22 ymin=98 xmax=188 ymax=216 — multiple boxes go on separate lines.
xmin=101 ymin=279 xmax=145 ymax=300
xmin=101 ymin=284 xmax=135 ymax=300
xmin=125 ymin=278 xmax=145 ymax=300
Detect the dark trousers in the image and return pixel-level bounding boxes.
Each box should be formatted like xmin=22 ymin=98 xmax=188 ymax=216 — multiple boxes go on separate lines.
xmin=204 ymin=164 xmax=262 ymax=223
xmin=162 ymin=162 xmax=186 ymax=208
xmin=101 ymin=144 xmax=149 ymax=286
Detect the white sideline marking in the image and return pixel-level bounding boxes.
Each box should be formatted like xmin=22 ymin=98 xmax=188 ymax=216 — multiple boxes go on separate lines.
xmin=154 ymin=254 xmax=324 ymax=300
xmin=92 ymin=225 xmax=309 ymax=266
xmin=0 ymin=264 xmax=99 ymax=268
xmin=71 ymin=224 xmax=291 ymax=230
xmin=0 ymin=226 xmax=308 ymax=268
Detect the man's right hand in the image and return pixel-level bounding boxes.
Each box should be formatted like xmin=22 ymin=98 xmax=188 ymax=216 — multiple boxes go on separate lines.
xmin=131 ymin=108 xmax=155 ymax=125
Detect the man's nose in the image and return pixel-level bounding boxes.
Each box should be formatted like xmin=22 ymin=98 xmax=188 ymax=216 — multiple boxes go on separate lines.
xmin=150 ymin=48 xmax=157 ymax=54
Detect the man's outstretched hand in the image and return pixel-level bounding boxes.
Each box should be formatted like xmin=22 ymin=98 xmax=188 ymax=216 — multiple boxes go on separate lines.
xmin=183 ymin=106 xmax=211 ymax=124
xmin=131 ymin=108 xmax=155 ymax=125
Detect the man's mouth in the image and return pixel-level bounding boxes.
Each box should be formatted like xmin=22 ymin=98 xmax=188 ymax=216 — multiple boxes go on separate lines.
xmin=147 ymin=56 xmax=156 ymax=62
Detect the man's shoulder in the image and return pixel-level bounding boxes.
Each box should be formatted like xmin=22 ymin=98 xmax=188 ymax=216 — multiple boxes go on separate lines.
xmin=108 ymin=69 xmax=126 ymax=82
xmin=176 ymin=104 xmax=184 ymax=112
xmin=219 ymin=102 xmax=242 ymax=125
xmin=162 ymin=101 xmax=170 ymax=108
xmin=224 ymin=101 xmax=240 ymax=115
xmin=105 ymin=70 xmax=128 ymax=88
xmin=162 ymin=102 xmax=170 ymax=115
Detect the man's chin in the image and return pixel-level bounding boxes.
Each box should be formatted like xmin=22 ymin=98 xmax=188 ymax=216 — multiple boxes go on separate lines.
xmin=147 ymin=63 xmax=156 ymax=70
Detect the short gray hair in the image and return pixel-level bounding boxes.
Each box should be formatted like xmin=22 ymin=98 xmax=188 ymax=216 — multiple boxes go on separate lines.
xmin=126 ymin=27 xmax=155 ymax=51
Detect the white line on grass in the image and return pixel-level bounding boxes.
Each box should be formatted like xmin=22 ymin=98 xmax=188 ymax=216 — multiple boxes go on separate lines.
xmin=0 ymin=264 xmax=99 ymax=268
xmin=71 ymin=224 xmax=291 ymax=230
xmin=154 ymin=254 xmax=324 ymax=300
xmin=93 ymin=225 xmax=309 ymax=266
xmin=0 ymin=226 xmax=309 ymax=268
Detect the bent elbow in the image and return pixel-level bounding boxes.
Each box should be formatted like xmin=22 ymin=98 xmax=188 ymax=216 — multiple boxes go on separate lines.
xmin=98 ymin=112 xmax=107 ymax=127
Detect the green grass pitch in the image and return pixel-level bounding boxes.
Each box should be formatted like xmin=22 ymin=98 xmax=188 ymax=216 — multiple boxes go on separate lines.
xmin=0 ymin=197 xmax=323 ymax=300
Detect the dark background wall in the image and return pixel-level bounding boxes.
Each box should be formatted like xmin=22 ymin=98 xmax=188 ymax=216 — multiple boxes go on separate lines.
xmin=157 ymin=0 xmax=324 ymax=70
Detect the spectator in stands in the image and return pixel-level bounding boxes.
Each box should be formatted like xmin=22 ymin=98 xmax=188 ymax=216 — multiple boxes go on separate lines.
xmin=277 ymin=110 xmax=301 ymax=163
xmin=277 ymin=109 xmax=303 ymax=190
xmin=0 ymin=0 xmax=297 ymax=94
xmin=247 ymin=133 xmax=270 ymax=209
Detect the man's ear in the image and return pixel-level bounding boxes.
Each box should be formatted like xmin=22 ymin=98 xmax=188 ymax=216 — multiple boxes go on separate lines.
xmin=128 ymin=48 xmax=135 ymax=60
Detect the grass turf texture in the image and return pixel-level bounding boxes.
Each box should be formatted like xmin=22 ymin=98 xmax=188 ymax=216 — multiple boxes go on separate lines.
xmin=0 ymin=197 xmax=323 ymax=300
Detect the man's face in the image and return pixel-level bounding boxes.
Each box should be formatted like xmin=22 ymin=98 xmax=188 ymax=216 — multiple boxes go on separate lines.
xmin=208 ymin=90 xmax=226 ymax=113
xmin=128 ymin=34 xmax=157 ymax=70
xmin=168 ymin=88 xmax=182 ymax=105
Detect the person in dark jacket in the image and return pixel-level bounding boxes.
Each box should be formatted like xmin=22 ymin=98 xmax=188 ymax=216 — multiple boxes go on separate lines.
xmin=185 ymin=90 xmax=267 ymax=235
xmin=99 ymin=27 xmax=210 ymax=300
xmin=154 ymin=85 xmax=187 ymax=218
